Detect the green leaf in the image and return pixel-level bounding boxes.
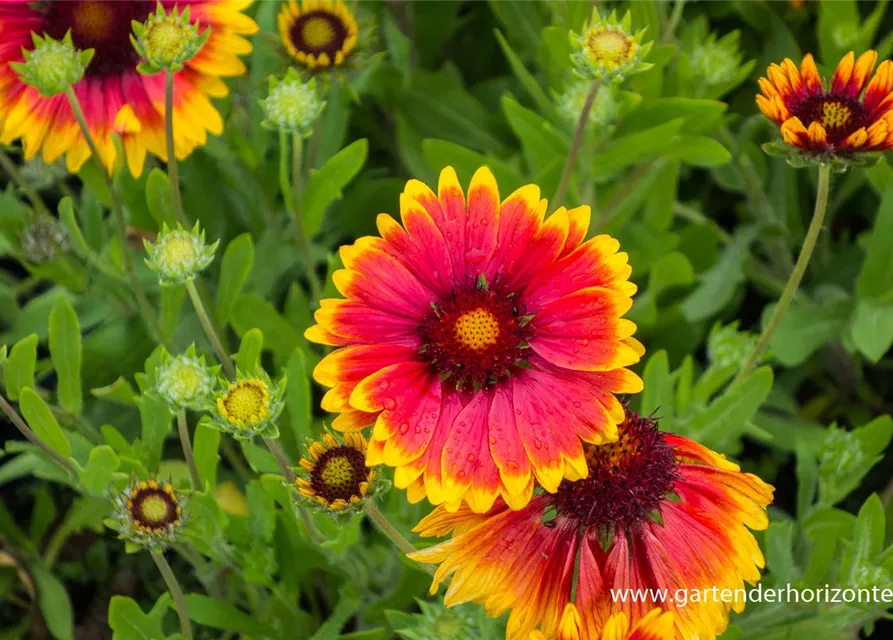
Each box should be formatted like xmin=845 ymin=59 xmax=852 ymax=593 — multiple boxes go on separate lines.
xmin=159 ymin=284 xmax=186 ymax=342
xmin=850 ymin=298 xmax=893 ymax=362
xmin=230 ymin=294 xmax=303 ymax=363
xmin=216 ymin=233 xmax=255 ymax=325
xmin=681 ymin=227 xmax=757 ymax=321
xmin=32 ymin=564 xmax=74 ymax=640
xmin=765 ymin=521 xmax=799 ymax=584
xmin=501 ymin=95 xmax=567 ymax=176
xmin=138 ymin=395 xmax=171 ymax=472
xmin=57 ymin=197 xmax=90 ymax=256
xmin=108 ymin=595 xmax=167 ymax=640
xmin=303 ymin=139 xmax=369 ymax=237
xmin=78 ymin=445 xmax=120 ymax=495
xmin=182 ymin=594 xmax=277 ymax=636
xmin=235 ymin=328 xmax=264 ymax=371
xmin=494 ymin=29 xmax=553 ymax=117
xmin=145 ymin=168 xmax=176 ymax=228
xmin=665 ymin=136 xmax=731 ymax=167
xmin=91 ymin=377 xmax=139 ymax=405
xmin=48 ymin=296 xmax=82 ymax=415
xmin=310 ymin=585 xmax=362 ymax=640
xmin=19 ymin=387 xmax=71 ymax=458
xmin=590 ymin=119 xmax=686 ymax=180
xmin=616 ymin=98 xmax=728 ymax=136
xmin=286 ymin=347 xmax=313 ymax=443
xmin=193 ymin=419 xmax=220 ymax=490
xmin=857 ymin=184 xmax=893 ymax=298
xmin=687 ymin=366 xmax=773 ymax=449
xmin=3 ymin=333 xmax=38 ymax=401
xmin=841 ymin=494 xmax=885 ymax=583
xmin=768 ymin=298 xmax=852 ymax=366
xmin=421 ymin=139 xmax=525 ymax=193
xmin=639 ymin=351 xmax=675 ymax=425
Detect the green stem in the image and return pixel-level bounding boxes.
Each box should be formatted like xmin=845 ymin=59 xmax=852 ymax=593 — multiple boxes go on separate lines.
xmin=185 ymin=279 xmax=235 ymax=379
xmin=280 ymin=131 xmax=321 ymax=301
xmin=176 ymin=410 xmax=202 ymax=490
xmin=364 ymin=502 xmax=435 ymax=576
xmin=0 ymin=149 xmax=48 ymax=216
xmin=731 ymin=164 xmax=832 ymax=386
xmin=151 ymin=550 xmax=193 ymax=640
xmin=551 ymin=79 xmax=599 ymax=211
xmin=0 ymin=392 xmax=76 ymax=476
xmin=262 ymin=437 xmax=323 ymax=543
xmin=165 ymin=70 xmax=188 ymax=227
xmin=63 ymin=87 xmax=167 ymax=348
xmin=662 ymin=0 xmax=686 ymax=43
xmin=221 ymin=436 xmax=254 ymax=481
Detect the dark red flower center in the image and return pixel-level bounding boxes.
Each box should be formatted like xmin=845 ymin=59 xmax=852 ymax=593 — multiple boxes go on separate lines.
xmin=42 ymin=0 xmax=156 ymax=77
xmin=128 ymin=482 xmax=181 ymax=532
xmin=310 ymin=445 xmax=367 ymax=503
xmin=790 ymin=94 xmax=868 ymax=145
xmin=419 ymin=283 xmax=532 ymax=392
xmin=289 ymin=10 xmax=348 ymax=59
xmin=551 ymin=412 xmax=678 ymax=532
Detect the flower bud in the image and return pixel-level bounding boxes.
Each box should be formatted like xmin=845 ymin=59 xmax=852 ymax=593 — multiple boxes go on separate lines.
xmin=21 ymin=218 xmax=69 ymax=264
xmin=10 ymin=31 xmax=94 ymax=97
xmin=155 ymin=346 xmax=216 ymax=410
xmin=144 ymin=222 xmax=217 ymax=286
xmin=131 ymin=4 xmax=210 ymax=74
xmin=112 ymin=477 xmax=185 ymax=550
xmin=261 ymin=68 xmax=325 ymax=136
xmin=570 ymin=10 xmax=652 ymax=83
xmin=209 ymin=368 xmax=286 ymax=440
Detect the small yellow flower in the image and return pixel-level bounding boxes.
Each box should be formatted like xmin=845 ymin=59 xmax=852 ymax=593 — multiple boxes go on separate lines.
xmin=131 ymin=3 xmax=210 ymax=74
xmin=296 ymin=432 xmax=380 ymax=514
xmin=278 ymin=0 xmax=358 ymax=70
xmin=113 ymin=477 xmax=185 ymax=549
xmin=209 ymin=369 xmax=286 ymax=440
xmin=571 ymin=10 xmax=652 ymax=83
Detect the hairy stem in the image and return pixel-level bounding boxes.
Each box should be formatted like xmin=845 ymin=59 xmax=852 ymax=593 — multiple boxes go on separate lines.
xmin=731 ymin=164 xmax=832 ymax=386
xmin=0 ymin=148 xmax=49 ymax=215
xmin=185 ymin=279 xmax=235 ymax=378
xmin=364 ymin=502 xmax=435 ymax=576
xmin=165 ymin=71 xmax=188 ymax=227
xmin=551 ymin=79 xmax=599 ymax=211
xmin=263 ymin=437 xmax=323 ymax=543
xmin=151 ymin=550 xmax=193 ymax=640
xmin=176 ymin=410 xmax=202 ymax=490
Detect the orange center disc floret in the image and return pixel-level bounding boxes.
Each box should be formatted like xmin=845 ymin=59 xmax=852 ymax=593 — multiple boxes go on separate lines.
xmin=289 ymin=10 xmax=347 ymax=59
xmin=310 ymin=445 xmax=367 ymax=503
xmin=551 ymin=412 xmax=678 ymax=531
xmin=43 ymin=0 xmax=155 ymax=76
xmin=789 ymin=94 xmax=866 ymax=145
xmin=419 ymin=284 xmax=531 ymax=392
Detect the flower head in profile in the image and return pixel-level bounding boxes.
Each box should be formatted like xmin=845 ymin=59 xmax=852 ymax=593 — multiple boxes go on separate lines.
xmin=305 ymin=166 xmax=643 ymax=513
xmin=278 ymin=0 xmax=359 ymax=70
xmin=296 ymin=432 xmax=381 ymax=514
xmin=758 ymin=51 xmax=893 ymax=168
xmin=261 ymin=67 xmax=325 ymax=136
xmin=209 ymin=369 xmax=286 ymax=440
xmin=571 ymin=10 xmax=652 ymax=83
xmin=155 ymin=345 xmax=217 ymax=410
xmin=131 ymin=3 xmax=210 ymax=74
xmin=409 ymin=411 xmax=773 ymax=640
xmin=0 ymin=1 xmax=257 ymax=175
xmin=529 ymin=606 xmax=673 ymax=640
xmin=112 ymin=477 xmax=185 ymax=549
xmin=144 ymin=222 xmax=218 ymax=285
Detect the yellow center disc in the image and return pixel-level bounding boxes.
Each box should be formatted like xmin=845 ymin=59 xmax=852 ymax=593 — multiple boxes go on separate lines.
xmin=453 ymin=308 xmax=501 ymax=351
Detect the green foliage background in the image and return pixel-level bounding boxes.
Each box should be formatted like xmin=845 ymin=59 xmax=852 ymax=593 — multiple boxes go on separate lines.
xmin=2 ymin=1 xmax=893 ymax=639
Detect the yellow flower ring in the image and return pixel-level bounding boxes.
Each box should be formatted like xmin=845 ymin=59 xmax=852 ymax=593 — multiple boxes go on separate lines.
xmin=278 ymin=0 xmax=358 ymax=69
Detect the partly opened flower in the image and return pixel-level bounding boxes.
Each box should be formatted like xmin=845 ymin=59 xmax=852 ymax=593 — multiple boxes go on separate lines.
xmin=0 ymin=1 xmax=257 ymax=175
xmin=210 ymin=369 xmax=286 ymax=440
xmin=529 ymin=606 xmax=673 ymax=640
xmin=757 ymin=51 xmax=893 ymax=165
xmin=409 ymin=411 xmax=773 ymax=640
xmin=296 ymin=432 xmax=380 ymax=513
xmin=113 ymin=477 xmax=185 ymax=549
xmin=306 ymin=166 xmax=643 ymax=513
xmin=278 ymin=0 xmax=358 ymax=70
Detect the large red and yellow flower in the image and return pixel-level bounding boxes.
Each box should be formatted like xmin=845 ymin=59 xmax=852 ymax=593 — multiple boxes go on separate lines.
xmin=306 ymin=166 xmax=643 ymax=513
xmin=409 ymin=411 xmax=773 ymax=640
xmin=757 ymin=50 xmax=893 ymax=155
xmin=529 ymin=606 xmax=673 ymax=640
xmin=0 ymin=0 xmax=258 ymax=176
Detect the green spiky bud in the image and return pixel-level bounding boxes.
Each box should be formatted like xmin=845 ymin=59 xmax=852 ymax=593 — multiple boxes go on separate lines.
xmin=131 ymin=2 xmax=210 ymax=74
xmin=570 ymin=10 xmax=653 ymax=83
xmin=155 ymin=346 xmax=218 ymax=410
xmin=10 ymin=31 xmax=94 ymax=97
xmin=261 ymin=68 xmax=326 ymax=136
xmin=144 ymin=222 xmax=218 ymax=285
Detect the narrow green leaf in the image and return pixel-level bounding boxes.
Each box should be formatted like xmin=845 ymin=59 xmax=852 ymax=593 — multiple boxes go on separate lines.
xmin=160 ymin=284 xmax=186 ymax=342
xmin=235 ymin=328 xmax=264 ymax=371
xmin=216 ymin=233 xmax=255 ymax=325
xmin=78 ymin=445 xmax=120 ymax=495
xmin=3 ymin=333 xmax=38 ymax=401
xmin=19 ymin=387 xmax=71 ymax=458
xmin=857 ymin=184 xmax=893 ymax=298
xmin=91 ymin=377 xmax=139 ymax=405
xmin=138 ymin=395 xmax=171 ymax=471
xmin=682 ymin=227 xmax=757 ymax=321
xmin=665 ymin=136 xmax=731 ymax=167
xmin=57 ymin=197 xmax=90 ymax=256
xmin=145 ymin=168 xmax=176 ymax=228
xmin=230 ymin=294 xmax=303 ymax=362
xmin=842 ymin=494 xmax=885 ymax=582
xmin=768 ymin=298 xmax=852 ymax=366
xmin=494 ymin=29 xmax=553 ymax=117
xmin=108 ymin=595 xmax=166 ymax=640
xmin=501 ymin=95 xmax=568 ymax=175
xmin=286 ymin=347 xmax=313 ymax=442
xmin=193 ymin=419 xmax=220 ymax=490
xmin=48 ymin=296 xmax=82 ymax=414
xmin=182 ymin=594 xmax=277 ymax=635
xmin=303 ymin=139 xmax=369 ymax=237
xmin=32 ymin=565 xmax=74 ymax=640
xmin=850 ymin=298 xmax=893 ymax=362
xmin=590 ymin=119 xmax=686 ymax=179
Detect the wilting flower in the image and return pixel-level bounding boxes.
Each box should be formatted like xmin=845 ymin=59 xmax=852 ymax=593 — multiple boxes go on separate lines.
xmin=296 ymin=432 xmax=381 ymax=513
xmin=409 ymin=411 xmax=773 ymax=640
xmin=20 ymin=217 xmax=69 ymax=263
xmin=112 ymin=477 xmax=185 ymax=549
xmin=306 ymin=166 xmax=642 ymax=513
xmin=278 ymin=0 xmax=358 ymax=70
xmin=144 ymin=222 xmax=217 ymax=286
xmin=131 ymin=3 xmax=211 ymax=74
xmin=571 ymin=10 xmax=652 ymax=83
xmin=0 ymin=1 xmax=257 ymax=176
xmin=209 ymin=369 xmax=286 ymax=440
xmin=529 ymin=606 xmax=673 ymax=640
xmin=261 ymin=67 xmax=325 ymax=136
xmin=757 ymin=51 xmax=893 ymax=166
xmin=154 ymin=346 xmax=217 ymax=410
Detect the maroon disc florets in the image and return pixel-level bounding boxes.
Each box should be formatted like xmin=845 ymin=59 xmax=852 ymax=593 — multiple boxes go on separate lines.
xmin=419 ymin=281 xmax=532 ymax=391
xmin=310 ymin=445 xmax=367 ymax=503
xmin=289 ymin=10 xmax=349 ymax=61
xmin=790 ymin=95 xmax=867 ymax=146
xmin=552 ymin=411 xmax=678 ymax=532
